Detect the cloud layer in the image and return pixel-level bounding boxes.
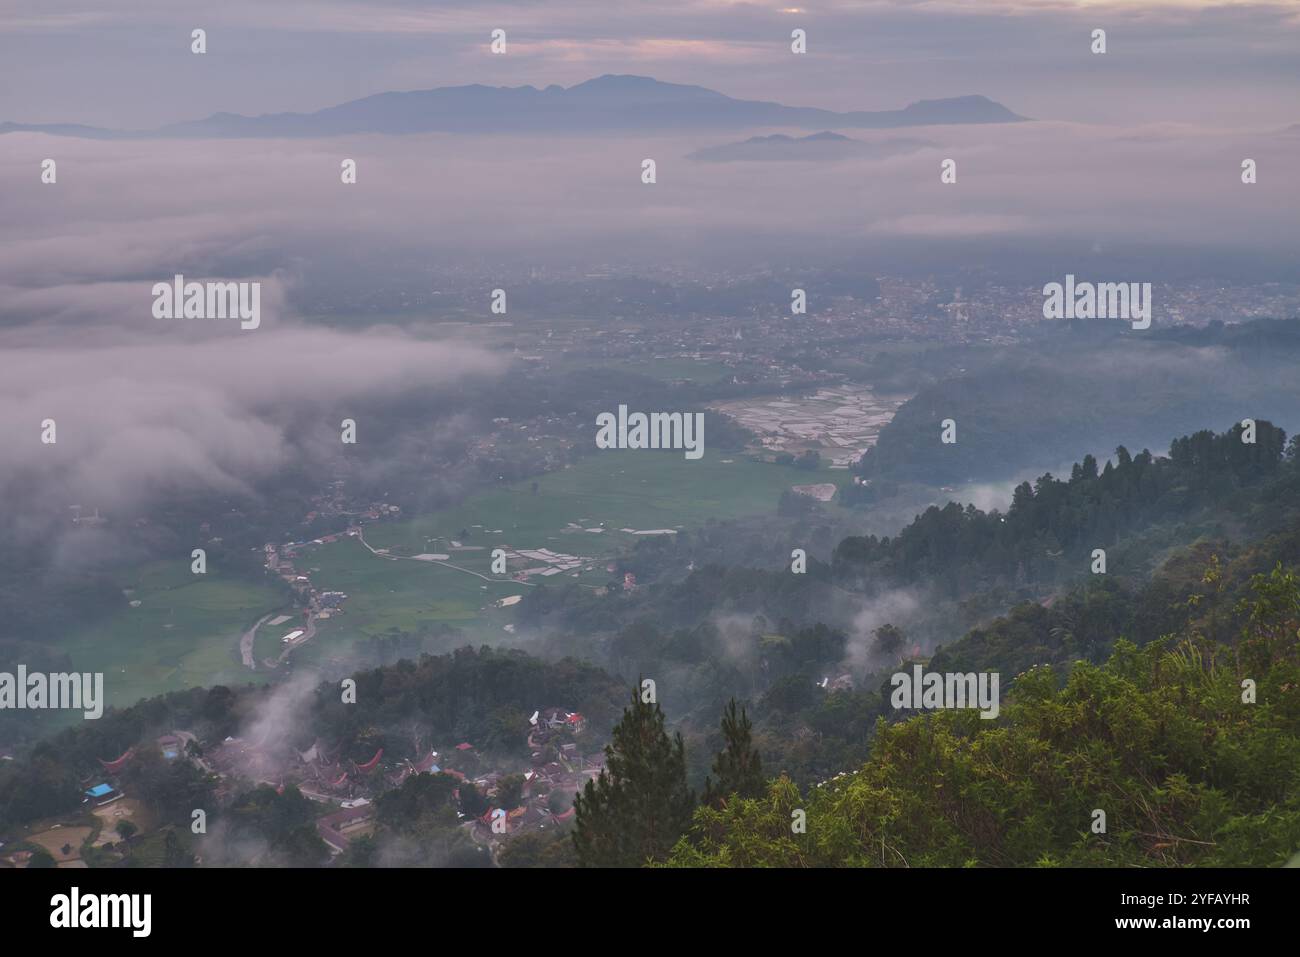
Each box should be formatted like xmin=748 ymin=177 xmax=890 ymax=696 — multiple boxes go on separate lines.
xmin=3 ymin=1 xmax=1298 ymax=128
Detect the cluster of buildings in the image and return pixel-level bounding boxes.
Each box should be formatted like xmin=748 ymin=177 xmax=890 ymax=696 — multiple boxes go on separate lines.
xmin=469 ymin=707 xmax=603 ymax=848
xmin=263 ymin=538 xmax=354 ymax=621
xmin=791 ymin=483 xmax=839 ymax=502
xmin=193 ymin=704 xmax=603 ymax=860
xmin=79 ymin=731 xmax=194 ymax=811
xmin=303 ymin=480 xmax=402 ymax=526
xmin=505 ymin=546 xmax=596 ymax=580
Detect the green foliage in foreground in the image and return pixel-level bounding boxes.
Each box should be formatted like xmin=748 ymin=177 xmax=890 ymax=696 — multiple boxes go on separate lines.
xmin=667 ymin=565 xmax=1300 ymax=867
xmin=574 ymin=686 xmax=695 ymax=867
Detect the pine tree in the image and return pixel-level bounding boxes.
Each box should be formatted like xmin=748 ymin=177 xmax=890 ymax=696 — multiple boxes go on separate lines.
xmin=573 ymin=685 xmax=694 ymax=867
xmin=703 ymin=698 xmax=764 ymax=807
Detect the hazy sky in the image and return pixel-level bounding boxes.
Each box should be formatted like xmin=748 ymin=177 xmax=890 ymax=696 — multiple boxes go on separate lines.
xmin=2 ymin=0 xmax=1299 ymax=129
xmin=3 ymin=0 xmax=1298 ymax=545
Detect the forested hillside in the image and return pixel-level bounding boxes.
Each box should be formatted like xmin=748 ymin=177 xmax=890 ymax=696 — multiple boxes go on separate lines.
xmin=663 ymin=564 xmax=1300 ymax=867
xmin=857 ymin=318 xmax=1300 ymax=485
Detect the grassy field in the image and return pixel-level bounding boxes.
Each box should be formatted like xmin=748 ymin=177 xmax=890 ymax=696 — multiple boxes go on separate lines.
xmin=366 ymin=448 xmax=803 ymax=561
xmin=47 ymin=448 xmax=830 ymax=705
xmin=293 ymin=449 xmax=820 ymax=656
xmin=290 ymin=537 xmax=529 ymax=658
xmin=57 ymin=561 xmax=284 ymax=710
xmin=25 ymin=824 xmax=94 ymax=863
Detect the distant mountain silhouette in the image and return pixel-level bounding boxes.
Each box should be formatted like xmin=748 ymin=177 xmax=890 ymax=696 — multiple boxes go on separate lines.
xmin=0 ymin=121 xmax=123 ymax=139
xmin=1 ymin=75 xmax=1028 ymax=139
xmin=688 ymin=131 xmax=936 ymax=162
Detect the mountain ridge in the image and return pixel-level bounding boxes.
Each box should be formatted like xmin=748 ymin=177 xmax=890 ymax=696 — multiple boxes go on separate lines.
xmin=1 ymin=74 xmax=1028 ymax=139
xmin=688 ymin=130 xmax=937 ymax=162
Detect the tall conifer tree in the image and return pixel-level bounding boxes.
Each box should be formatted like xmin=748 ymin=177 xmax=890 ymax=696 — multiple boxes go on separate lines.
xmin=703 ymin=698 xmax=764 ymax=807
xmin=573 ymin=685 xmax=694 ymax=867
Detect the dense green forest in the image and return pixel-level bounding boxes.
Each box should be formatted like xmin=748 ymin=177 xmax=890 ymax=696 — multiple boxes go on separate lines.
xmin=728 ymin=510 xmax=1300 ymax=786
xmin=566 ymin=564 xmax=1300 ymax=867
xmin=663 ymin=563 xmax=1300 ymax=868
xmin=836 ymin=420 xmax=1290 ymax=594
